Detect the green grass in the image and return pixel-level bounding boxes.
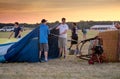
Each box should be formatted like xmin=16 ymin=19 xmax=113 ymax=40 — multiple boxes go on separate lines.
xmin=0 ymin=30 xmax=31 ymax=44
xmin=0 ymin=38 xmax=17 ymax=44
xmin=0 ymin=29 xmax=120 ymax=79
xmin=0 ymin=30 xmax=98 ymax=44
xmin=0 ymin=30 xmax=31 ymax=38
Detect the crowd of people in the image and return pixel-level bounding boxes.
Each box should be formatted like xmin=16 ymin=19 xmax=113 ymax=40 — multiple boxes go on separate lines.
xmin=39 ymin=18 xmax=69 ymax=62
xmin=8 ymin=18 xmax=120 ymax=62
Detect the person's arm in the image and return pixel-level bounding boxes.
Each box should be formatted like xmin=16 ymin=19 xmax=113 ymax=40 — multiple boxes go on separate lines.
xmin=8 ymin=32 xmax=14 ymax=39
xmin=60 ymin=25 xmax=69 ymax=35
xmin=56 ymin=27 xmax=59 ymax=30
xmin=56 ymin=24 xmax=60 ymax=30
xmin=60 ymin=30 xmax=67 ymax=35
xmin=47 ymin=27 xmax=50 ymax=35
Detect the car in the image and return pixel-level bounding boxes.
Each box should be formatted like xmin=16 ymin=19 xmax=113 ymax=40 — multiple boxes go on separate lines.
xmin=0 ymin=28 xmax=5 ymax=31
xmin=0 ymin=26 xmax=14 ymax=32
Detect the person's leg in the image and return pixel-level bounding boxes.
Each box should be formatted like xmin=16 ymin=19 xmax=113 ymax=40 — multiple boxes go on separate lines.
xmin=58 ymin=37 xmax=63 ymax=57
xmin=39 ymin=44 xmax=43 ymax=59
xmin=59 ymin=48 xmax=63 ymax=57
xmin=63 ymin=38 xmax=67 ymax=58
xmin=44 ymin=51 xmax=48 ymax=61
xmin=64 ymin=47 xmax=66 ymax=58
xmin=96 ymin=54 xmax=100 ymax=63
xmin=39 ymin=44 xmax=43 ymax=62
xmin=69 ymin=44 xmax=73 ymax=50
xmin=69 ymin=36 xmax=73 ymax=50
xmin=44 ymin=44 xmax=49 ymax=61
xmin=39 ymin=51 xmax=42 ymax=62
xmin=83 ymin=34 xmax=85 ymax=40
xmin=39 ymin=51 xmax=42 ymax=59
xmin=84 ymin=34 xmax=86 ymax=40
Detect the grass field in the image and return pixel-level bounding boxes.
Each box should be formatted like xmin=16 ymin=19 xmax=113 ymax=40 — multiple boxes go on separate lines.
xmin=0 ymin=30 xmax=31 ymax=44
xmin=0 ymin=30 xmax=97 ymax=44
xmin=0 ymin=30 xmax=120 ymax=79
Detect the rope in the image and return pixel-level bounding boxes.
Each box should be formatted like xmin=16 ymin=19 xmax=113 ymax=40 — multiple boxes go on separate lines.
xmin=49 ymin=23 xmax=60 ymax=31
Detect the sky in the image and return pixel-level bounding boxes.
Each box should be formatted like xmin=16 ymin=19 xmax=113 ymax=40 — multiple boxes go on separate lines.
xmin=0 ymin=0 xmax=120 ymax=23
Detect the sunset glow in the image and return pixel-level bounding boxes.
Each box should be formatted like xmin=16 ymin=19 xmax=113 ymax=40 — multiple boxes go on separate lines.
xmin=0 ymin=0 xmax=120 ymax=23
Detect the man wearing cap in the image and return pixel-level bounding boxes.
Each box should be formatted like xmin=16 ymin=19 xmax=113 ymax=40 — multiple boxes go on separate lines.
xmin=56 ymin=18 xmax=69 ymax=58
xmin=39 ymin=19 xmax=50 ymax=62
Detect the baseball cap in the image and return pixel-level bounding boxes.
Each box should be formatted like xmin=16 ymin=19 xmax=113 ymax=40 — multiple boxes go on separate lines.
xmin=41 ymin=19 xmax=47 ymax=23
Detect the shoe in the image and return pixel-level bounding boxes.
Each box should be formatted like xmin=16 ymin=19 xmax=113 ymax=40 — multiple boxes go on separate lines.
xmin=45 ymin=59 xmax=48 ymax=62
xmin=68 ymin=48 xmax=71 ymax=50
xmin=58 ymin=54 xmax=62 ymax=58
xmin=39 ymin=58 xmax=41 ymax=62
xmin=64 ymin=55 xmax=66 ymax=59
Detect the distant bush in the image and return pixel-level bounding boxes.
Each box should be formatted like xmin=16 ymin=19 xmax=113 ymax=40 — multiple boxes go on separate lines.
xmin=0 ymin=21 xmax=119 ymax=29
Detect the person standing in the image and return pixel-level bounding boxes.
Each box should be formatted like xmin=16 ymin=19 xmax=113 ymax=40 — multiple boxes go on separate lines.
xmin=69 ymin=23 xmax=78 ymax=50
xmin=56 ymin=18 xmax=69 ymax=58
xmin=9 ymin=22 xmax=22 ymax=39
xmin=82 ymin=28 xmax=87 ymax=40
xmin=115 ymin=23 xmax=120 ymax=29
xmin=39 ymin=19 xmax=50 ymax=62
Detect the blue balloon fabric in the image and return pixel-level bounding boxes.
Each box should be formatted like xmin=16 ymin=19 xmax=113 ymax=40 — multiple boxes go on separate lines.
xmin=0 ymin=26 xmax=59 ymax=62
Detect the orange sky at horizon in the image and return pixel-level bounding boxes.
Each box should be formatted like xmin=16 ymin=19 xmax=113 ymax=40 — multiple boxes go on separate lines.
xmin=0 ymin=0 xmax=120 ymax=23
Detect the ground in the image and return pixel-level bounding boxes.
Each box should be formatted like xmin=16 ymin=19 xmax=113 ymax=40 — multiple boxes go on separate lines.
xmin=0 ymin=29 xmax=120 ymax=79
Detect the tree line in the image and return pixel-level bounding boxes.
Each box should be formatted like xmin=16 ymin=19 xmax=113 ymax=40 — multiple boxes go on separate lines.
xmin=0 ymin=21 xmax=120 ymax=29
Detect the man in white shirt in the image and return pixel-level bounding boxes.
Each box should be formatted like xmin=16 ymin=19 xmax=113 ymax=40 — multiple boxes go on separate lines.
xmin=56 ymin=18 xmax=69 ymax=58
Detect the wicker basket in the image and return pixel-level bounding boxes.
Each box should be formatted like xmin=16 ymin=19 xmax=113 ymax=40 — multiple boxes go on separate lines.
xmin=99 ymin=30 xmax=120 ymax=62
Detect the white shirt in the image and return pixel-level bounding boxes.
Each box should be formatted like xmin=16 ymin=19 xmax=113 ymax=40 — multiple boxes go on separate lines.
xmin=58 ymin=24 xmax=69 ymax=38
